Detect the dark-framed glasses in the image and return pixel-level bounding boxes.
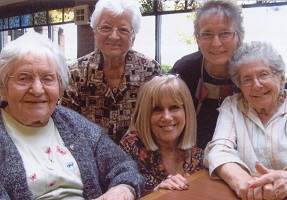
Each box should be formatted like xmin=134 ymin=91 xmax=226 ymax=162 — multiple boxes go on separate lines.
xmin=197 ymin=31 xmax=237 ymax=41
xmin=240 ymin=70 xmax=276 ymax=86
xmin=8 ymin=72 xmax=59 ymax=88
xmin=96 ymin=24 xmax=134 ymax=37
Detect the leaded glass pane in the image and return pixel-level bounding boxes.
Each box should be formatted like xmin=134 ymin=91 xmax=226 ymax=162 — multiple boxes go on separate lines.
xmin=0 ymin=19 xmax=3 ymax=30
xmin=49 ymin=9 xmax=63 ymax=24
xmin=9 ymin=16 xmax=20 ymax=28
xmin=140 ymin=0 xmax=154 ymax=13
xmin=21 ymin=14 xmax=33 ymax=27
xmin=158 ymin=0 xmax=186 ymax=12
xmin=64 ymin=8 xmax=74 ymax=22
xmin=34 ymin=11 xmax=47 ymax=25
xmin=4 ymin=18 xmax=8 ymax=29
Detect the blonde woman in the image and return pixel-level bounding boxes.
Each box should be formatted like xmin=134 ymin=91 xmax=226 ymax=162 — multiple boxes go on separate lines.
xmin=120 ymin=75 xmax=204 ymax=195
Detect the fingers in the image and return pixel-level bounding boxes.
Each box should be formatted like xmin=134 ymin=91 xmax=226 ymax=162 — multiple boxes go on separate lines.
xmin=255 ymin=162 xmax=270 ymax=175
xmin=262 ymin=183 xmax=273 ymax=200
xmin=155 ymin=174 xmax=189 ymax=191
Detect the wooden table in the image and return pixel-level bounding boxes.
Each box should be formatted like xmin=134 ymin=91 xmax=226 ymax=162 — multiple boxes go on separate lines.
xmin=140 ymin=169 xmax=240 ymax=200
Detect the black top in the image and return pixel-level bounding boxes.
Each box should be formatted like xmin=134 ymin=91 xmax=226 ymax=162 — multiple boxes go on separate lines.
xmin=169 ymin=51 xmax=238 ymax=149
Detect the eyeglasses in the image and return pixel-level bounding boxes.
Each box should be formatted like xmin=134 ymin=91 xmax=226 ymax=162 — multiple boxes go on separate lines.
xmin=197 ymin=31 xmax=237 ymax=41
xmin=8 ymin=72 xmax=59 ymax=88
xmin=240 ymin=70 xmax=276 ymax=86
xmin=158 ymin=73 xmax=180 ymax=78
xmin=96 ymin=24 xmax=134 ymax=37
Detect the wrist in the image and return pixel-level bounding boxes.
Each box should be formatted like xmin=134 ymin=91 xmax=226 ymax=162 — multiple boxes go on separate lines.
xmin=119 ymin=184 xmax=136 ymax=199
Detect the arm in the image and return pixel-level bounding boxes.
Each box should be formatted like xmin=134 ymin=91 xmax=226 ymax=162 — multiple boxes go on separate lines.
xmin=216 ymin=163 xmax=253 ymax=199
xmin=95 ymin=132 xmax=145 ymax=199
xmin=204 ymin=95 xmax=250 ymax=178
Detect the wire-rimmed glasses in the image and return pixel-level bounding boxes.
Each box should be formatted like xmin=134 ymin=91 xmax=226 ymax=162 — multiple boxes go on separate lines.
xmin=240 ymin=70 xmax=277 ymax=87
xmin=197 ymin=31 xmax=237 ymax=42
xmin=8 ymin=72 xmax=59 ymax=88
xmin=96 ymin=24 xmax=134 ymax=37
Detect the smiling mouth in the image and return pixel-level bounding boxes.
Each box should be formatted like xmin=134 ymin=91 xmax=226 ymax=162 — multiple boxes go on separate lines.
xmin=159 ymin=125 xmax=176 ymax=131
xmin=210 ymin=51 xmax=226 ymax=55
xmin=252 ymin=91 xmax=269 ymax=98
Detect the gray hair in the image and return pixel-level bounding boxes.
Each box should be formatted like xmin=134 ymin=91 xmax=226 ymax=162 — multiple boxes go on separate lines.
xmin=90 ymin=0 xmax=142 ymax=35
xmin=0 ymin=31 xmax=69 ymax=97
xmin=194 ymin=0 xmax=244 ymax=43
xmin=229 ymin=41 xmax=286 ymax=87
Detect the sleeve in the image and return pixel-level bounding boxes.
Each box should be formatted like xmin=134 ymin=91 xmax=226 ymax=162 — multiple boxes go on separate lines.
xmin=203 ymin=96 xmax=250 ymax=178
xmin=59 ymin=60 xmax=83 ymax=113
xmin=0 ymin=182 xmax=10 ymax=199
xmin=95 ymin=131 xmax=145 ymax=199
xmin=119 ymin=132 xmax=153 ymax=196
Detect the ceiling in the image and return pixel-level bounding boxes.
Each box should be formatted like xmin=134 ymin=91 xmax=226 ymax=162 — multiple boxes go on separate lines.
xmin=0 ymin=0 xmax=27 ymax=7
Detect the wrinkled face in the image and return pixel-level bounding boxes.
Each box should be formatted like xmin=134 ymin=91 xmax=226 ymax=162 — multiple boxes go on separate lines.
xmin=239 ymin=61 xmax=285 ymax=113
xmin=94 ymin=12 xmax=135 ymax=59
xmin=150 ymin=95 xmax=185 ymax=147
xmin=3 ymin=54 xmax=60 ymax=127
xmin=197 ymin=15 xmax=240 ymax=67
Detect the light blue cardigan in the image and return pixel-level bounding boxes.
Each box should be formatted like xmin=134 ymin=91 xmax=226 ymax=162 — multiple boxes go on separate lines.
xmin=0 ymin=104 xmax=144 ymax=199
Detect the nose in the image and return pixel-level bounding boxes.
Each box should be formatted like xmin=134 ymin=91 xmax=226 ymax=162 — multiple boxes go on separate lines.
xmin=251 ymin=77 xmax=263 ymax=89
xmin=109 ymin=28 xmax=120 ymax=38
xmin=211 ymin=34 xmax=222 ymax=46
xmin=29 ymin=78 xmax=44 ymax=96
xmin=161 ymin=109 xmax=172 ymax=121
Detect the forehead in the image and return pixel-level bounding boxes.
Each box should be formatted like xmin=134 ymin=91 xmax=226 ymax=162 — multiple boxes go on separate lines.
xmin=199 ymin=14 xmax=235 ymax=32
xmin=12 ymin=53 xmax=56 ymax=74
xmin=239 ymin=61 xmax=270 ymax=76
xmin=98 ymin=12 xmax=132 ymax=26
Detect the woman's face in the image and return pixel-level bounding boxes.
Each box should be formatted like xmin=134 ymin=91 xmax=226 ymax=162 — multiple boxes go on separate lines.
xmin=239 ymin=61 xmax=285 ymax=113
xmin=150 ymin=95 xmax=185 ymax=147
xmin=3 ymin=54 xmax=60 ymax=127
xmin=197 ymin=15 xmax=240 ymax=67
xmin=94 ymin=12 xmax=135 ymax=59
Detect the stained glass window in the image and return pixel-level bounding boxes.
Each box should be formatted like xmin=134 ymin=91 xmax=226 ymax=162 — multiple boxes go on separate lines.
xmin=64 ymin=8 xmax=74 ymax=22
xmin=0 ymin=19 xmax=3 ymax=30
xmin=4 ymin=18 xmax=8 ymax=29
xmin=140 ymin=0 xmax=154 ymax=13
xmin=9 ymin=16 xmax=20 ymax=28
xmin=34 ymin=11 xmax=47 ymax=25
xmin=21 ymin=14 xmax=33 ymax=27
xmin=49 ymin=9 xmax=63 ymax=24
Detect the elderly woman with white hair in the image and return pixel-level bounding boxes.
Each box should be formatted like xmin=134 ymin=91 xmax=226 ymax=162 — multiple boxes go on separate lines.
xmin=204 ymin=41 xmax=287 ymax=200
xmin=60 ymin=0 xmax=161 ymax=144
xmin=0 ymin=31 xmax=144 ymax=200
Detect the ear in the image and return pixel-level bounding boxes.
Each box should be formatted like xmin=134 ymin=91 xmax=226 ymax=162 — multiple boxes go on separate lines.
xmin=280 ymin=74 xmax=286 ymax=89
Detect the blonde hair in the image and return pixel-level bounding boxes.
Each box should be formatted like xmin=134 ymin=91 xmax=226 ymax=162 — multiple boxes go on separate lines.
xmin=129 ymin=76 xmax=197 ymax=151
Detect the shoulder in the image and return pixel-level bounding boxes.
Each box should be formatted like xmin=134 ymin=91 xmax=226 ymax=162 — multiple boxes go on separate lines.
xmin=127 ymin=49 xmax=160 ymax=67
xmin=52 ymin=106 xmax=105 ymax=137
xmin=120 ymin=131 xmax=142 ymax=147
xmin=169 ymin=51 xmax=202 ymax=73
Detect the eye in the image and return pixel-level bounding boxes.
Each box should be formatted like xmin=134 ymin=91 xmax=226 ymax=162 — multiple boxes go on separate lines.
xmin=200 ymin=32 xmax=213 ymax=37
xmin=242 ymin=76 xmax=252 ymax=84
xmin=153 ymin=106 xmax=162 ymax=112
xmin=98 ymin=25 xmax=112 ymax=32
xmin=259 ymin=71 xmax=271 ymax=79
xmin=17 ymin=73 xmax=33 ymax=82
xmin=170 ymin=105 xmax=180 ymax=110
xmin=118 ymin=27 xmax=132 ymax=34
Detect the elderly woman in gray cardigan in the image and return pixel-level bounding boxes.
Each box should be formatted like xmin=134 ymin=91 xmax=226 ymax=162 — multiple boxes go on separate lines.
xmin=0 ymin=31 xmax=144 ymax=200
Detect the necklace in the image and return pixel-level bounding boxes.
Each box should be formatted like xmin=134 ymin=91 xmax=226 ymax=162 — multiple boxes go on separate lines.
xmin=204 ymin=59 xmax=229 ymax=79
xmin=203 ymin=58 xmax=232 ymax=106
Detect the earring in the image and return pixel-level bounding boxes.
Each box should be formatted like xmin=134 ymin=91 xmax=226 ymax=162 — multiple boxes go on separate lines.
xmin=243 ymin=97 xmax=248 ymax=109
xmin=278 ymin=90 xmax=285 ymax=102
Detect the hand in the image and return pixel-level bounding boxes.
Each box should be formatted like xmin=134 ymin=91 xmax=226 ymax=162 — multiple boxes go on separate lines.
xmin=153 ymin=174 xmax=189 ymax=191
xmin=249 ymin=162 xmax=287 ymax=199
xmin=94 ymin=185 xmax=135 ymax=200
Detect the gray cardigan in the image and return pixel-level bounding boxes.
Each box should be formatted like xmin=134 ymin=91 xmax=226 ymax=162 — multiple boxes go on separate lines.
xmin=0 ymin=105 xmax=144 ymax=199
